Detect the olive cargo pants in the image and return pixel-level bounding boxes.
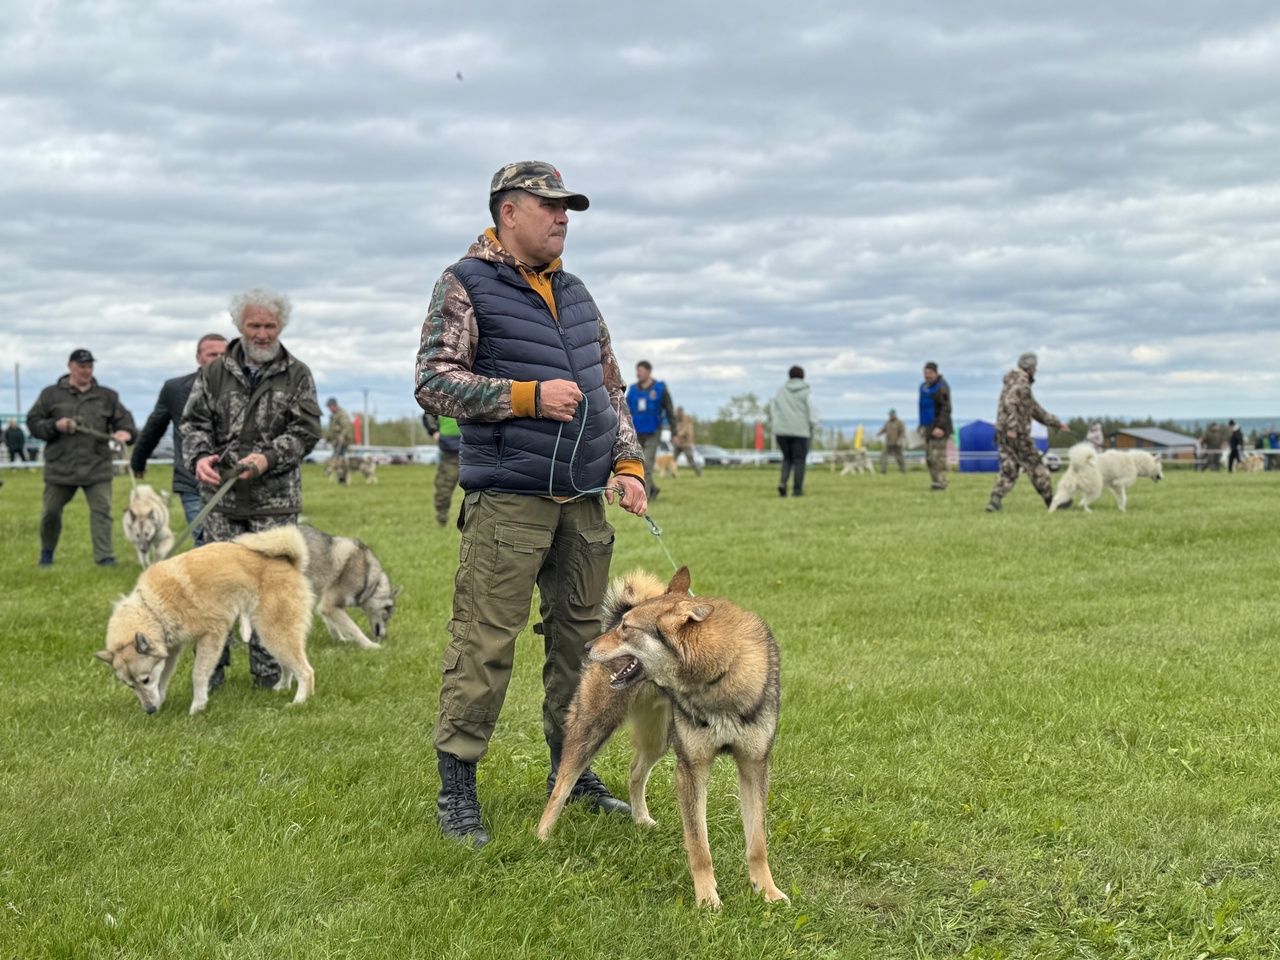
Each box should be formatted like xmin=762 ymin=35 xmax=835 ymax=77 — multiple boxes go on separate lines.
xmin=41 ymin=480 xmax=114 ymax=561
xmin=435 ymin=491 xmax=615 ymax=763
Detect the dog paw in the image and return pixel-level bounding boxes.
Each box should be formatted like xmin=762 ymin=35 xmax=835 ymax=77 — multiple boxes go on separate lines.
xmin=761 ymin=887 xmax=790 ymax=904
xmin=696 ymin=892 xmax=722 ymax=910
xmin=634 ymin=814 xmax=658 ymax=828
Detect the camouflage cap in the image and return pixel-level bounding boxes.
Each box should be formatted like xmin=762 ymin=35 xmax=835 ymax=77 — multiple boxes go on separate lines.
xmin=1018 ymin=351 xmax=1038 ymax=371
xmin=490 ymin=161 xmax=589 ymax=211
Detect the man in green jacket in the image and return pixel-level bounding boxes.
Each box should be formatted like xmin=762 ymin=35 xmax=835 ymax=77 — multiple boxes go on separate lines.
xmin=27 ymin=349 xmax=136 ymax=567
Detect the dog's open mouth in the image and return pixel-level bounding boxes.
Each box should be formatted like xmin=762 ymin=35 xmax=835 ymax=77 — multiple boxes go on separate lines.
xmin=608 ymin=656 xmax=645 ymax=690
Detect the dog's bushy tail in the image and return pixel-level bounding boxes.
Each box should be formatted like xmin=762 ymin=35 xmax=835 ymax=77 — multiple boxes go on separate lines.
xmin=233 ymin=525 xmax=309 ymax=571
xmin=601 ymin=570 xmax=666 ymax=630
xmin=1068 ymin=443 xmax=1097 ymax=471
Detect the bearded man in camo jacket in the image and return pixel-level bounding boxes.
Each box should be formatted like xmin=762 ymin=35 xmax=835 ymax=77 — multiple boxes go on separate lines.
xmin=986 ymin=351 xmax=1068 ymax=513
xmin=181 ymin=287 xmax=322 ymax=688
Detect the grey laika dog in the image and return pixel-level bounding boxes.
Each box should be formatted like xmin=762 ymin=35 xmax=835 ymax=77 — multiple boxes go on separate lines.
xmin=297 ymin=523 xmax=402 ymax=648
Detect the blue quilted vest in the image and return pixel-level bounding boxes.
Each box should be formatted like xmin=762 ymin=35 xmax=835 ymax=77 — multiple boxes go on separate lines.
xmin=450 ymin=258 xmax=617 ymax=495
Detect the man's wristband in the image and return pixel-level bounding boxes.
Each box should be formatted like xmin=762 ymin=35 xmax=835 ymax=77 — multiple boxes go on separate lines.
xmin=534 ymin=382 xmax=542 ymax=419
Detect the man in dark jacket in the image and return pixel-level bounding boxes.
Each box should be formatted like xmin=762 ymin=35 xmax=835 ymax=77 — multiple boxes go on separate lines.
xmin=26 ymin=349 xmax=136 ymax=566
xmin=182 ymin=289 xmax=321 ymax=689
xmin=918 ymin=362 xmax=952 ymax=491
xmin=416 ymin=160 xmax=647 ymax=847
xmin=131 ymin=333 xmax=227 ymax=540
xmin=5 ymin=420 xmax=26 ymax=462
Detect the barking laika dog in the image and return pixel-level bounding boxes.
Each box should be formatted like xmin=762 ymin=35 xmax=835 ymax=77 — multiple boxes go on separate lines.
xmin=96 ymin=526 xmax=315 ymax=715
xmin=538 ymin=567 xmax=787 ymax=909
xmin=121 ymin=484 xmax=174 ymax=568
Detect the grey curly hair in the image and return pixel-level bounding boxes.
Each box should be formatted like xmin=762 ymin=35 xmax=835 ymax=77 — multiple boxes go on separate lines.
xmin=229 ymin=288 xmax=292 ymax=331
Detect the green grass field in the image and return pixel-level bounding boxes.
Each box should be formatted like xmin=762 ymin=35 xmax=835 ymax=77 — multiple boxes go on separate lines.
xmin=2 ymin=462 xmax=1278 ymax=959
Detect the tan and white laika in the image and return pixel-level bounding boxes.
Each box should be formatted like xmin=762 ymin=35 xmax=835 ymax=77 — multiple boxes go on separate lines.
xmin=538 ymin=567 xmax=787 ymax=909
xmin=122 ymin=484 xmax=174 ymax=568
xmin=96 ymin=525 xmax=315 ymax=716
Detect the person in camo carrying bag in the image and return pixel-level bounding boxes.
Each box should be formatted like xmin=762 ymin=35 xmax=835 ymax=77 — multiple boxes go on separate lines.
xmin=415 ymin=160 xmax=648 ymax=848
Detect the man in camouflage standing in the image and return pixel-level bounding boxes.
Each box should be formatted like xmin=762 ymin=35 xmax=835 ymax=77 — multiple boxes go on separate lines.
xmin=326 ymin=397 xmax=355 ymax=485
xmin=416 ymin=160 xmax=647 ymax=848
xmin=422 ymin=412 xmax=461 ymax=526
xmin=182 ymin=288 xmax=321 ymax=688
xmin=986 ymin=352 xmax=1068 ymax=512
xmin=876 ymin=408 xmax=907 ymax=474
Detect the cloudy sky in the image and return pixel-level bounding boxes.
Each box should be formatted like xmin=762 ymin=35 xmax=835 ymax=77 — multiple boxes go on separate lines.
xmin=4 ymin=1 xmax=1279 ymax=428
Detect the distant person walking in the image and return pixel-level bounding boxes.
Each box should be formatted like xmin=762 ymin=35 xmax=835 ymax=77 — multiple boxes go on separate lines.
xmin=326 ymin=397 xmax=355 ymax=485
xmin=918 ymin=362 xmax=953 ymax=491
xmin=1228 ymin=420 xmax=1244 ymax=473
xmin=876 ymin=409 xmax=906 ymax=474
xmin=26 ymin=349 xmax=137 ymax=566
xmin=771 ymin=365 xmax=818 ymax=497
xmin=1198 ymin=422 xmax=1223 ymax=472
xmin=986 ymin=352 xmax=1068 ymax=513
xmin=422 ymin=412 xmax=461 ymax=526
xmin=673 ymin=406 xmax=701 ymax=476
xmin=5 ymin=419 xmax=26 ymax=462
xmin=626 ymin=361 xmax=676 ymax=501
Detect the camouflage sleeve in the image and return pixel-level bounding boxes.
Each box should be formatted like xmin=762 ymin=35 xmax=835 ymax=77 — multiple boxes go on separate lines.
xmin=179 ymin=368 xmax=216 ymax=473
xmin=264 ymin=368 xmax=322 ymax=472
xmin=414 ymin=271 xmax=513 ymax=421
xmin=1030 ymin=395 xmax=1062 ymax=431
xmin=600 ymin=317 xmax=642 ymax=465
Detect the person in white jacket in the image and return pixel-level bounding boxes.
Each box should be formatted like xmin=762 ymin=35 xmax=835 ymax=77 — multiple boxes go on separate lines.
xmin=770 ymin=365 xmax=819 ymax=497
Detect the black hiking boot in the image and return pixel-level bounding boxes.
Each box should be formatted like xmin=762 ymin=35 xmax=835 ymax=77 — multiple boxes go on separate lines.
xmin=546 ymin=763 xmax=631 ymax=816
xmin=437 ymin=752 xmax=489 ymax=848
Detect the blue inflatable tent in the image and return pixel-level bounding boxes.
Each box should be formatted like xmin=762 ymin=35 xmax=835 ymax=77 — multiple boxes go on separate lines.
xmin=958 ymin=419 xmax=1048 ymax=472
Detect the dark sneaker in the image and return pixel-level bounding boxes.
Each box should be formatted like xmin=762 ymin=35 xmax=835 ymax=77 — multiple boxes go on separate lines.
xmin=777 ymin=485 xmax=786 ymax=497
xmin=649 ymin=487 xmax=660 ymax=503
xmin=38 ymin=550 xmax=54 ymax=567
xmin=985 ymin=499 xmax=1002 ymax=513
xmin=96 ymin=557 xmax=118 ymax=567
xmin=547 ymin=766 xmax=632 ymax=816
xmin=438 ymin=752 xmax=489 ymax=848
xmin=792 ymin=489 xmax=804 ymax=497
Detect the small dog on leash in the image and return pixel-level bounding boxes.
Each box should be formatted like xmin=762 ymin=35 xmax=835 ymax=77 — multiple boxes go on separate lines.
xmin=122 ymin=484 xmax=174 ymax=568
xmin=538 ymin=567 xmax=787 ymax=909
xmin=96 ymin=526 xmax=315 ymax=715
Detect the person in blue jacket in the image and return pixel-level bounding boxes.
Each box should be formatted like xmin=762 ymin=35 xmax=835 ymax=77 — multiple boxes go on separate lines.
xmin=626 ymin=360 xmax=677 ymax=501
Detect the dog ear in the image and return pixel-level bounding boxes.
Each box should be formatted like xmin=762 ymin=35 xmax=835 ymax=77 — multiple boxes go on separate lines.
xmin=134 ymin=633 xmax=152 ymax=655
xmin=686 ymin=603 xmax=712 ymax=623
xmin=667 ymin=566 xmax=692 ymax=595
xmin=94 ymin=649 xmax=114 ymax=665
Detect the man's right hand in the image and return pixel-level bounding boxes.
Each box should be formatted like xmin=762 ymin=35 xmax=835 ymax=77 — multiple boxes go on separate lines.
xmin=931 ymin=427 xmax=944 ymax=438
xmin=539 ymin=379 xmax=583 ymax=422
xmin=195 ymin=455 xmax=222 ymax=485
xmin=56 ymin=417 xmax=76 ymax=434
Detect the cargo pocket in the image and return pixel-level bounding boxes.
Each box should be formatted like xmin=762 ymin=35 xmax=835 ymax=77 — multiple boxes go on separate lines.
xmin=485 ymin=521 xmax=554 ymax=610
xmin=570 ymin=523 xmax=615 ymax=606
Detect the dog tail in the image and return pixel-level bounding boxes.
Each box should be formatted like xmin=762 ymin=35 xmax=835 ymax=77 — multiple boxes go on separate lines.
xmin=1068 ymin=443 xmax=1097 ymax=471
xmin=601 ymin=570 xmax=666 ymax=630
xmin=232 ymin=525 xmax=309 ymax=571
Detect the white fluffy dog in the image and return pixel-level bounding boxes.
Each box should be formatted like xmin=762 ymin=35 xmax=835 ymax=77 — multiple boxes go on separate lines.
xmin=122 ymin=484 xmax=174 ymax=567
xmin=1049 ymin=444 xmax=1164 ymax=513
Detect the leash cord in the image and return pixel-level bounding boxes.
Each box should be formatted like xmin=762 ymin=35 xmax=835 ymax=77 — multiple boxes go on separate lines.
xmin=167 ymin=461 xmax=258 ymax=554
xmin=547 ymin=396 xmax=681 ymax=573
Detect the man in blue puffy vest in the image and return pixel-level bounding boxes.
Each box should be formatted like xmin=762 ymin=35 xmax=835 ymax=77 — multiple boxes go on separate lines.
xmin=415 ymin=160 xmax=648 ymax=848
xmin=626 ymin=360 xmax=677 ymax=500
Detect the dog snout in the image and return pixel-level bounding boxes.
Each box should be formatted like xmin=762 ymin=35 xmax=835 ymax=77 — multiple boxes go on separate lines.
xmin=583 ymin=637 xmax=596 ymax=652
xmin=144 ymin=703 xmax=158 ymax=715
